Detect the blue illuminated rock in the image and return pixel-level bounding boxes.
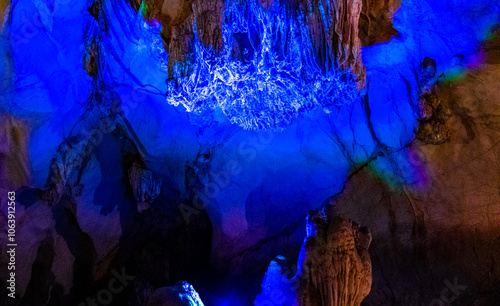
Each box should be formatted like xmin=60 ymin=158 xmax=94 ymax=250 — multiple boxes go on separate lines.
xmin=0 ymin=0 xmax=499 ymax=305
xmin=147 ymin=281 xmax=205 ymax=306
xmin=167 ymin=0 xmax=360 ymax=131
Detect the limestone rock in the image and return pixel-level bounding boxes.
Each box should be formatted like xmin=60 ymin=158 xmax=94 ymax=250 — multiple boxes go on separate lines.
xmin=1 ymin=0 xmax=499 ymax=305
xmin=416 ymin=89 xmax=452 ymax=145
xmin=0 ymin=198 xmax=74 ymax=299
xmin=0 ymin=0 xmax=9 ymax=32
xmin=42 ymin=136 xmax=92 ymax=206
xmin=294 ymin=211 xmax=372 ymax=306
xmin=256 ymin=212 xmax=372 ymax=306
xmin=192 ymin=0 xmax=224 ymax=52
xmin=0 ymin=115 xmax=30 ymax=191
xmin=132 ymin=0 xmax=367 ymax=85
xmin=255 ymin=255 xmax=296 ymax=305
xmin=128 ymin=162 xmax=162 ymax=212
xmin=332 ymin=38 xmax=500 ymax=304
xmin=301 ymin=0 xmax=366 ymax=88
xmin=147 ymin=281 xmax=205 ymax=306
xmin=358 ymin=0 xmax=401 ymax=47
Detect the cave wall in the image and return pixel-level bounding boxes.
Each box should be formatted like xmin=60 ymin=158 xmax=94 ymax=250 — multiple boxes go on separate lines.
xmin=0 ymin=0 xmax=499 ymax=305
xmin=331 ymin=37 xmax=500 ymax=305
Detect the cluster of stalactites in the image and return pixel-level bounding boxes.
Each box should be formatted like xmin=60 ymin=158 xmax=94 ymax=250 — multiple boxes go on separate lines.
xmin=166 ymin=0 xmax=358 ymax=131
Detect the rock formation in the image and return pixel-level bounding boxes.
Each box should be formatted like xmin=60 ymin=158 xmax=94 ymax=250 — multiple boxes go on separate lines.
xmin=331 ymin=33 xmax=500 ymax=304
xmin=256 ymin=211 xmax=372 ymax=306
xmin=294 ymin=211 xmax=372 ymax=306
xmin=0 ymin=0 xmax=499 ymax=305
xmin=416 ymin=88 xmax=452 ymax=145
xmin=43 ymin=136 xmax=92 ymax=206
xmin=128 ymin=162 xmax=162 ymax=212
xmin=132 ymin=0 xmax=369 ymax=88
xmin=0 ymin=0 xmax=9 ymax=33
xmin=358 ymin=0 xmax=401 ymax=46
xmin=255 ymin=255 xmax=296 ymax=305
xmin=0 ymin=115 xmax=30 ymax=191
xmin=146 ymin=281 xmax=205 ymax=306
xmin=297 ymin=0 xmax=366 ymax=88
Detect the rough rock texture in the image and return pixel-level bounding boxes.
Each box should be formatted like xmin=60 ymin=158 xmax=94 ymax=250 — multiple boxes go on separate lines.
xmin=129 ymin=0 xmax=219 ymax=77
xmin=255 ymin=212 xmax=372 ymax=306
xmin=256 ymin=255 xmax=296 ymax=305
xmin=0 ymin=127 xmax=212 ymax=305
xmin=0 ymin=115 xmax=30 ymax=191
xmin=330 ymin=35 xmax=500 ymax=305
xmin=192 ymin=0 xmax=224 ymax=53
xmin=358 ymin=0 xmax=401 ymax=46
xmin=146 ymin=281 xmax=205 ymax=306
xmin=0 ymin=0 xmax=499 ymax=305
xmin=128 ymin=162 xmax=162 ymax=212
xmin=416 ymin=89 xmax=452 ymax=144
xmin=43 ymin=136 xmax=92 ymax=206
xmin=133 ymin=0 xmax=367 ymax=86
xmin=0 ymin=0 xmax=9 ymax=32
xmin=298 ymin=0 xmax=366 ymax=88
xmin=294 ymin=212 xmax=372 ymax=306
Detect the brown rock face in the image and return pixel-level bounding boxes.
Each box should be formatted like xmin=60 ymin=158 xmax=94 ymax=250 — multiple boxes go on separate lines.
xmin=416 ymin=89 xmax=452 ymax=145
xmin=331 ymin=0 xmax=366 ymax=86
xmin=192 ymin=0 xmax=223 ymax=53
xmin=331 ymin=34 xmax=500 ymax=305
xmin=358 ymin=0 xmax=400 ymax=46
xmin=84 ymin=39 xmax=99 ymax=77
xmin=0 ymin=115 xmax=30 ymax=191
xmin=296 ymin=0 xmax=366 ymax=88
xmin=0 ymin=0 xmax=9 ymax=32
xmin=127 ymin=0 xmax=195 ymax=77
xmin=294 ymin=211 xmax=372 ymax=306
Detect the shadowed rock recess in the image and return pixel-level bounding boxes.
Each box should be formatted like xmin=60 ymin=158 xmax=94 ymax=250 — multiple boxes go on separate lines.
xmin=0 ymin=0 xmax=499 ymax=305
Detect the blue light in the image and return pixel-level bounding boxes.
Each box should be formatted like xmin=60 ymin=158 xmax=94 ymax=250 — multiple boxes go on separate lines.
xmin=215 ymin=295 xmax=245 ymax=306
xmin=166 ymin=0 xmax=359 ymax=131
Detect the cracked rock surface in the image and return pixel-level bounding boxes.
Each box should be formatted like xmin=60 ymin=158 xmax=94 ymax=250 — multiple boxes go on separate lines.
xmin=255 ymin=212 xmax=372 ymax=306
xmin=0 ymin=0 xmax=499 ymax=305
xmin=294 ymin=212 xmax=372 ymax=306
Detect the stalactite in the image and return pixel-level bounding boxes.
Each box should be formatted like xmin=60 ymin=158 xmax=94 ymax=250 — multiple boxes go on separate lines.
xmin=167 ymin=0 xmax=359 ymax=131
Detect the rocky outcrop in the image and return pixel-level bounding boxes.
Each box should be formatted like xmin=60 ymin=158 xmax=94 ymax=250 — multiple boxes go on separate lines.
xmin=0 ymin=0 xmax=9 ymax=32
xmin=0 ymin=199 xmax=75 ymax=300
xmin=331 ymin=33 xmax=500 ymax=305
xmin=256 ymin=255 xmax=296 ymax=305
xmin=1 ymin=0 xmax=499 ymax=305
xmin=416 ymin=88 xmax=452 ymax=144
xmin=358 ymin=0 xmax=401 ymax=46
xmin=132 ymin=0 xmax=368 ymax=87
xmin=146 ymin=281 xmax=205 ymax=306
xmin=0 ymin=115 xmax=30 ymax=191
xmin=294 ymin=211 xmax=372 ymax=306
xmin=128 ymin=162 xmax=162 ymax=212
xmin=192 ymin=0 xmax=224 ymax=53
xmin=256 ymin=212 xmax=372 ymax=306
xmin=43 ymin=136 xmax=92 ymax=206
